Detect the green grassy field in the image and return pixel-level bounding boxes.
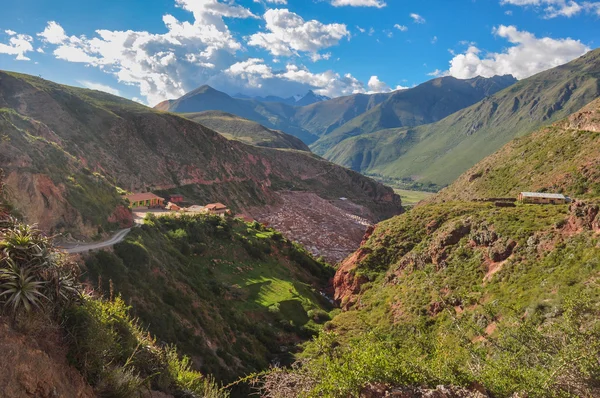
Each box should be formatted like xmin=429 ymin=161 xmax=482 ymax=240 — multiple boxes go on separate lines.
xmin=393 ymin=189 xmax=434 ymax=205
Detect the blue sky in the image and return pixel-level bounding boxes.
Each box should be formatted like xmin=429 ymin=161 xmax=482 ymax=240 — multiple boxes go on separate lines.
xmin=1 ymin=0 xmax=598 ymax=105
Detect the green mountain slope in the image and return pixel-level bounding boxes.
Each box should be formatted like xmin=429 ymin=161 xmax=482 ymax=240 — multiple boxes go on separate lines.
xmin=436 ymin=97 xmax=600 ymax=201
xmin=261 ymin=94 xmax=600 ymax=397
xmin=83 ymin=213 xmax=333 ymax=382
xmin=0 ymin=71 xmax=401 ymax=237
xmin=311 ymin=75 xmax=516 ymax=155
xmin=155 ymin=75 xmax=515 ymax=155
xmin=289 ymin=91 xmax=394 ymax=137
xmin=325 ymin=48 xmax=600 ymax=188
xmin=183 ymin=110 xmax=310 ymax=151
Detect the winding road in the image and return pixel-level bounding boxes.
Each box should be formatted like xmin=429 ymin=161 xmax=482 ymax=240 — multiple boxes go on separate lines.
xmin=60 ymin=228 xmax=132 ymax=254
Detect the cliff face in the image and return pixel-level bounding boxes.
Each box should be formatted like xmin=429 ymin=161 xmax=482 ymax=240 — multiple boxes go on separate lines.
xmin=0 ymin=71 xmax=402 ymax=240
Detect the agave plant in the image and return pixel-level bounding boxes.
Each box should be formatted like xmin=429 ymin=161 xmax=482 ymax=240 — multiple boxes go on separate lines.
xmin=0 ymin=258 xmax=47 ymax=313
xmin=0 ymin=218 xmax=82 ymax=320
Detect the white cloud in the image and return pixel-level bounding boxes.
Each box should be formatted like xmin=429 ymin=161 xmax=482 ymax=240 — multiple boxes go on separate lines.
xmin=500 ymin=0 xmax=600 ymax=18
xmin=254 ymin=0 xmax=287 ymax=4
xmin=447 ymin=25 xmax=589 ymax=79
xmin=367 ymin=75 xmax=390 ymax=92
xmin=366 ymin=75 xmax=408 ymax=93
xmin=394 ymin=24 xmax=408 ymax=32
xmin=356 ymin=26 xmax=366 ymax=33
xmin=248 ymin=9 xmax=349 ymax=59
xmin=37 ymin=21 xmax=68 ymax=44
xmin=220 ymin=58 xmax=369 ymax=98
xmin=431 ymin=36 xmax=438 ymax=44
xmin=329 ymin=0 xmax=386 ymax=7
xmin=33 ymin=0 xmax=392 ymax=103
xmin=0 ymin=33 xmax=34 ymax=61
xmin=78 ymin=80 xmax=121 ymax=96
xmin=427 ymin=69 xmax=446 ymax=77
xmin=410 ymin=13 xmax=426 ymax=23
xmin=5 ymin=30 xmax=16 ymax=36
xmin=36 ymin=0 xmax=258 ymax=105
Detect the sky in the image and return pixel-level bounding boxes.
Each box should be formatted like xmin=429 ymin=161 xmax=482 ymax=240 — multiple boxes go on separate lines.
xmin=0 ymin=0 xmax=598 ymax=106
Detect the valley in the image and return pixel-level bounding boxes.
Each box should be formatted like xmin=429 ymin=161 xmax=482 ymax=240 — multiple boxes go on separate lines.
xmin=0 ymin=10 xmax=600 ymax=397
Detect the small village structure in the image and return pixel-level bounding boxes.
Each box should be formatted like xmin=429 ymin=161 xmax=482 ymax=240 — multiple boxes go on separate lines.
xmin=125 ymin=192 xmax=232 ymax=217
xmin=166 ymin=202 xmax=182 ymax=211
xmin=518 ymin=192 xmax=567 ymax=205
xmin=205 ymin=203 xmax=230 ymax=216
xmin=126 ymin=193 xmax=165 ymax=209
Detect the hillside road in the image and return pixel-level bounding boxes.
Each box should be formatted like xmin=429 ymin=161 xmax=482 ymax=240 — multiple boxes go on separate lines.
xmin=59 ymin=228 xmax=132 ymax=254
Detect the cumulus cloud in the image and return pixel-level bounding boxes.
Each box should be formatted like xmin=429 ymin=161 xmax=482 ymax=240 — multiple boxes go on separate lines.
xmin=248 ymin=9 xmax=349 ymax=59
xmin=0 ymin=32 xmax=34 ymax=61
xmin=394 ymin=24 xmax=408 ymax=32
xmin=500 ymin=0 xmax=600 ymax=18
xmin=78 ymin=80 xmax=121 ymax=96
xmin=367 ymin=76 xmax=389 ymax=92
xmin=28 ymin=0 xmax=396 ymax=103
xmin=33 ymin=0 xmax=260 ymax=104
xmin=254 ymin=0 xmax=287 ymax=4
xmin=427 ymin=69 xmax=446 ymax=77
xmin=219 ymin=58 xmax=368 ymax=98
xmin=329 ymin=0 xmax=387 ymax=7
xmin=447 ymin=25 xmax=589 ymax=79
xmin=410 ymin=13 xmax=426 ymax=23
xmin=366 ymin=76 xmax=407 ymax=93
xmin=37 ymin=21 xmax=68 ymax=44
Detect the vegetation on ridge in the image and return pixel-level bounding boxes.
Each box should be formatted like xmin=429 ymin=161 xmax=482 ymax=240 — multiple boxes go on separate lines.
xmin=83 ymin=213 xmax=334 ymax=383
xmin=0 ymin=200 xmax=227 ymax=397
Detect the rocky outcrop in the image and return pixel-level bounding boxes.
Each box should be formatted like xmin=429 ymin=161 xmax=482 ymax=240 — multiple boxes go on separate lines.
xmin=107 ymin=205 xmax=134 ymax=229
xmin=0 ymin=320 xmax=94 ymax=398
xmin=333 ymin=226 xmax=376 ymax=309
xmin=564 ymin=200 xmax=600 ymax=234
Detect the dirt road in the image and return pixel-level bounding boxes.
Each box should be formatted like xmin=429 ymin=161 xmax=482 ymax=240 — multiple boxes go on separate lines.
xmin=60 ymin=228 xmax=132 ymax=254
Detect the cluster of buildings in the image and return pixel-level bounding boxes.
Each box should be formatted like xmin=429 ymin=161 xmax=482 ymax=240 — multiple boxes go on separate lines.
xmin=124 ymin=192 xmax=231 ymax=216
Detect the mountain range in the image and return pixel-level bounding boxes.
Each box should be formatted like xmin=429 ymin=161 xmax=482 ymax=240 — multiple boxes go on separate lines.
xmin=154 ymin=75 xmax=519 ymax=183
xmin=155 ymin=49 xmax=600 ymax=191
xmin=233 ymin=90 xmax=330 ymax=106
xmin=0 ymin=70 xmax=401 ymax=239
xmin=326 ymin=48 xmax=600 ymax=188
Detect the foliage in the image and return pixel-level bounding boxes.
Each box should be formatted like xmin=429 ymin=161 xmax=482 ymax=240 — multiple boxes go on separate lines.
xmin=0 ymin=207 xmax=227 ymax=397
xmin=0 ymin=219 xmax=81 ymax=320
xmin=64 ymin=294 xmax=229 ymax=398
xmin=83 ymin=213 xmax=333 ymax=382
xmin=258 ymin=293 xmax=600 ymax=397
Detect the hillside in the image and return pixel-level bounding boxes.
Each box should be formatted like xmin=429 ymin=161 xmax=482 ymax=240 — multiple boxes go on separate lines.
xmin=183 ymin=110 xmax=310 ymax=151
xmin=435 ymin=96 xmax=600 ymax=201
xmin=289 ymin=91 xmax=394 ymax=137
xmin=324 ymin=48 xmax=600 ymax=188
xmin=311 ymin=75 xmax=516 ymax=155
xmin=0 ymin=71 xmax=401 ymax=249
xmin=259 ymin=97 xmax=600 ymax=397
xmin=83 ymin=213 xmax=334 ymax=383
